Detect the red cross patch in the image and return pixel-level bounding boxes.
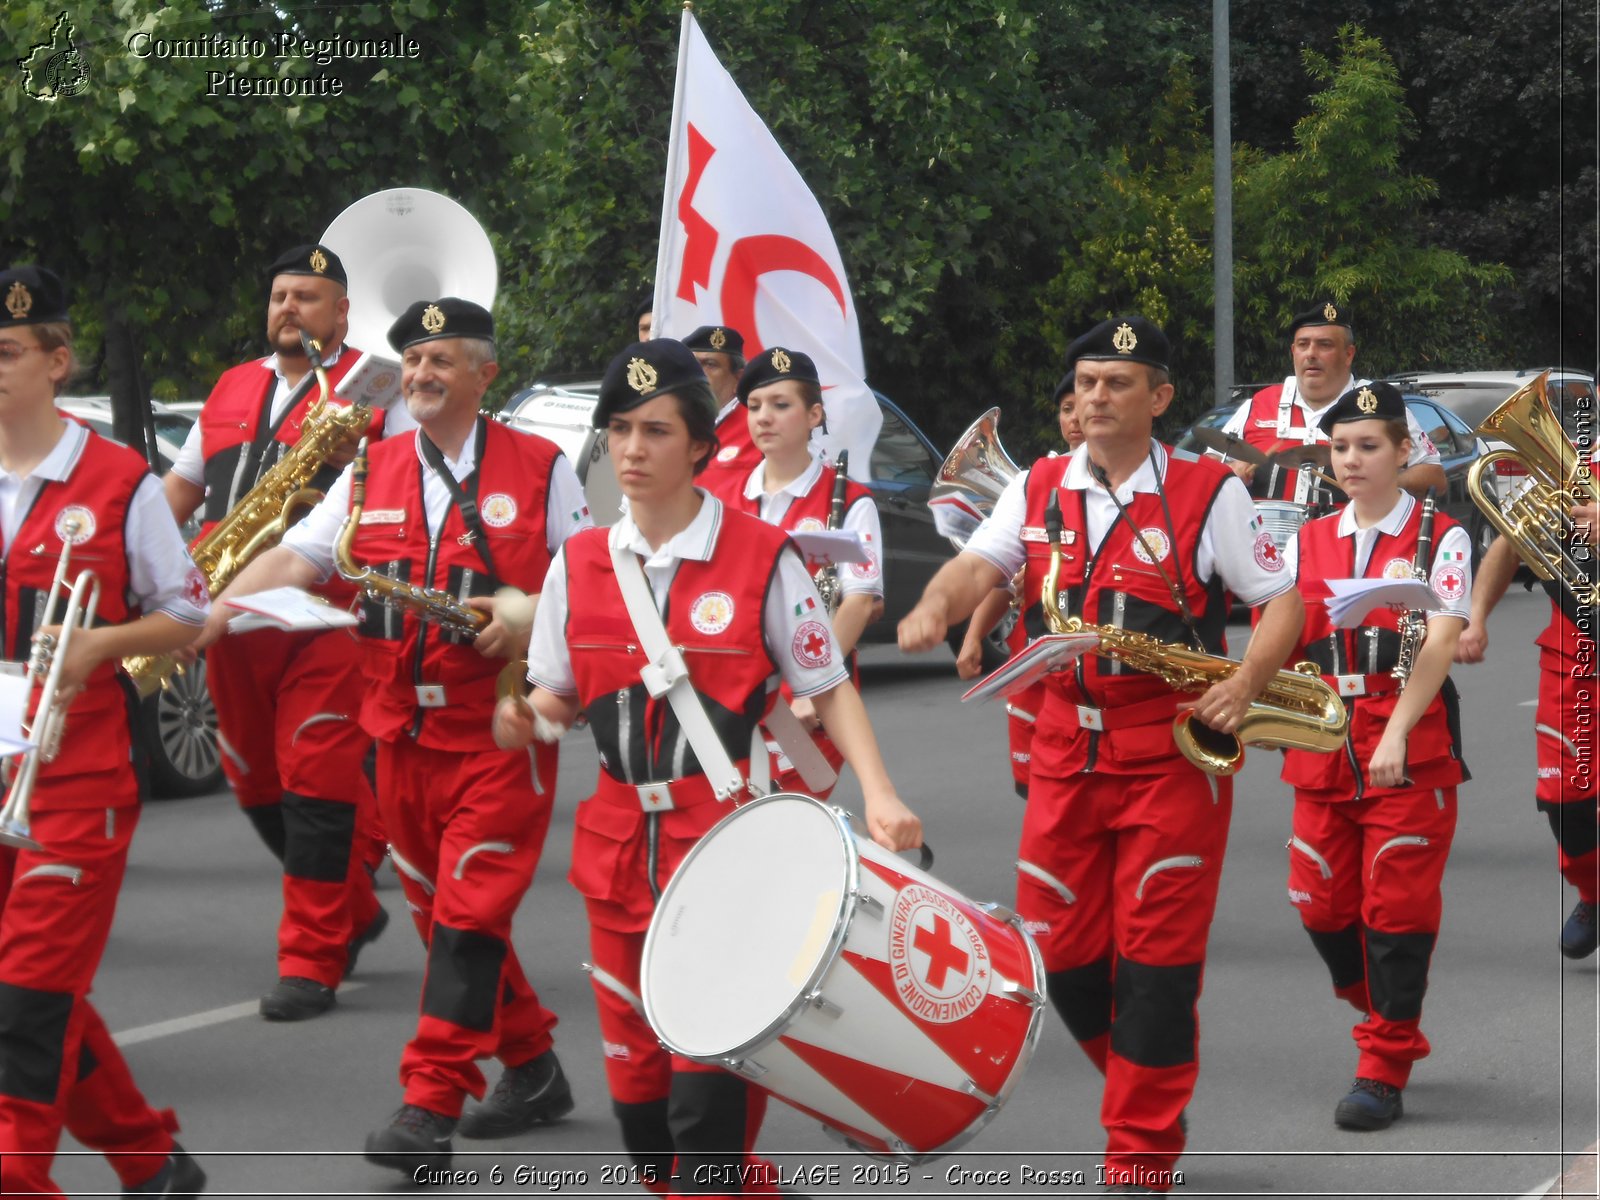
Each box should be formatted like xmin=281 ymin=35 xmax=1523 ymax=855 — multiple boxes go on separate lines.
xmin=791 ymin=619 xmax=833 ymax=670
xmin=1253 ymin=531 xmax=1283 ymax=572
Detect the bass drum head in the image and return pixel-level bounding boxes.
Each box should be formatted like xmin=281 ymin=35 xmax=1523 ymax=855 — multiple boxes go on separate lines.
xmin=643 ymin=794 xmax=853 ymax=1060
xmin=501 ymin=387 xmax=625 ymax=526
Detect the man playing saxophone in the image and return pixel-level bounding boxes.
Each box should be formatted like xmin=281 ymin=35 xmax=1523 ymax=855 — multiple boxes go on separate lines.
xmin=163 ymin=243 xmax=387 ymax=1022
xmin=199 ymin=297 xmax=592 ymax=1173
xmin=899 ymin=316 xmax=1302 ymax=1193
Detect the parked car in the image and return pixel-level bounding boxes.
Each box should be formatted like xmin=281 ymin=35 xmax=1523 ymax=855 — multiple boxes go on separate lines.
xmin=57 ymin=396 xmax=222 ymax=799
xmin=1385 ymin=367 xmax=1596 ymax=436
xmin=499 ymin=382 xmax=987 ymax=660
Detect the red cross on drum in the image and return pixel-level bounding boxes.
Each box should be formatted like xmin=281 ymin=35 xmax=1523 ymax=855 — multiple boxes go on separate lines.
xmin=640 ymin=792 xmax=1047 ymax=1158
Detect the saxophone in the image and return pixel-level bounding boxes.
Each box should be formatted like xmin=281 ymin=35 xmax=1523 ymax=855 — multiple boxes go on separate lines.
xmin=1039 ymin=488 xmax=1348 ymax=776
xmin=124 ymin=338 xmax=372 ymax=696
xmin=1391 ymin=488 xmax=1437 ymax=693
xmin=814 ymin=450 xmax=849 ymax=614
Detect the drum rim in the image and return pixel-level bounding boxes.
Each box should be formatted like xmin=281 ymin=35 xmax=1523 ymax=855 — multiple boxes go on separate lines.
xmin=641 ymin=791 xmax=862 ymax=1063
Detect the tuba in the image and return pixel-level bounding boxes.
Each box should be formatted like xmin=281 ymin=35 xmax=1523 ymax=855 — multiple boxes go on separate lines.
xmin=1039 ymin=492 xmax=1348 ymax=777
xmin=929 ymin=407 xmax=1020 ymax=551
xmin=1467 ymin=371 xmax=1598 ymax=609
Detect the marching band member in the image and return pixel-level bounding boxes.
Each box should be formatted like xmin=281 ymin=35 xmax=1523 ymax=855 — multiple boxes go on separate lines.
xmin=1214 ymin=302 xmax=1446 ymax=501
xmin=1457 ymin=473 xmax=1598 ymax=958
xmin=729 ymin=346 xmax=883 ymax=795
xmin=1279 ymin=381 xmax=1472 ymax=1130
xmin=900 ymin=317 xmax=1300 ymax=1193
xmin=956 ymin=369 xmax=1084 ymax=799
xmin=681 ymin=325 xmax=760 ymax=501
xmin=201 ymin=299 xmax=590 ymax=1171
xmin=494 ymin=338 xmax=920 ymax=1198
xmin=164 ymin=243 xmax=387 ymax=1021
xmin=0 ymin=266 xmax=209 ymax=1198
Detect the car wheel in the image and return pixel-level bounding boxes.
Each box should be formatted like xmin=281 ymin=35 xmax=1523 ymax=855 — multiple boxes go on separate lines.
xmin=139 ymin=658 xmax=223 ymax=798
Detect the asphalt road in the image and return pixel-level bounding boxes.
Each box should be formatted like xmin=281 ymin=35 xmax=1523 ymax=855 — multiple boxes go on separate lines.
xmin=51 ymin=585 xmax=1596 ymax=1199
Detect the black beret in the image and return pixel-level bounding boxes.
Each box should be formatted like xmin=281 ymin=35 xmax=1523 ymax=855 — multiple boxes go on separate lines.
xmin=1052 ymin=368 xmax=1076 ymax=403
xmin=596 ymin=339 xmax=715 ymax=428
xmin=634 ymin=295 xmax=655 ymax=320
xmin=1288 ymin=300 xmax=1353 ymax=338
xmin=1064 ymin=315 xmax=1170 ymax=372
xmin=0 ymin=266 xmax=69 ymax=328
xmin=681 ymin=324 xmax=745 ymax=358
xmin=1318 ymin=381 xmax=1407 ymax=433
xmin=387 ymin=297 xmax=495 ymax=352
xmin=736 ymin=346 xmax=820 ymax=403
xmin=266 ymin=243 xmax=348 ymax=288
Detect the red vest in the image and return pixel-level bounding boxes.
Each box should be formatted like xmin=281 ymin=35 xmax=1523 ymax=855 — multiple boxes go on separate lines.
xmin=197 ymin=346 xmax=376 ymax=530
xmin=1020 ymin=449 xmax=1231 ymax=775
xmin=5 ymin=432 xmax=152 ymax=805
xmin=727 ymin=463 xmax=872 ymax=561
xmin=346 ymin=422 xmax=561 ymax=749
xmin=697 ymin=409 xmax=764 ymax=503
xmin=1238 ymin=384 xmax=1331 ymax=500
xmin=563 ymin=512 xmax=787 ymax=784
xmin=1284 ymin=502 xmax=1468 ymax=797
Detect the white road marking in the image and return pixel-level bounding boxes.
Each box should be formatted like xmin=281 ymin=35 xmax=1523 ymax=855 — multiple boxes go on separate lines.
xmin=113 ymin=983 xmax=365 ymax=1047
xmin=1516 ymin=1177 xmax=1558 ymax=1198
xmin=1520 ymin=699 xmax=1538 ymax=707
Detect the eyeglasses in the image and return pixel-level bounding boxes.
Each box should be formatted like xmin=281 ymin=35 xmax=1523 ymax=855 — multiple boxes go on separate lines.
xmin=0 ymin=343 xmax=44 ymax=363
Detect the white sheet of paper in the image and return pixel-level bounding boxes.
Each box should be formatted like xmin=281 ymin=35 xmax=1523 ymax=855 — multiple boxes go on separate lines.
xmin=788 ymin=529 xmax=867 ymax=567
xmin=0 ymin=674 xmax=34 ymax=758
xmin=225 ymin=587 xmax=359 ymax=633
xmin=334 ymin=351 xmax=404 ymax=411
xmin=1323 ymin=577 xmax=1441 ymax=629
xmin=961 ymin=632 xmax=1102 ymax=703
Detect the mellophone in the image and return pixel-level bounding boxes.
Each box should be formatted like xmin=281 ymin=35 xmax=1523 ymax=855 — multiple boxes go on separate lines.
xmin=641 ymin=792 xmax=1046 ymax=1158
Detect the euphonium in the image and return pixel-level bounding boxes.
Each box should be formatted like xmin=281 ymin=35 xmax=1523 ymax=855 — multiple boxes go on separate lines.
xmin=1466 ymin=370 xmax=1597 ymax=609
xmin=1038 ymin=491 xmax=1347 ymax=776
xmin=930 ymin=407 xmax=1021 ymax=551
xmin=123 ymin=337 xmax=371 ymax=695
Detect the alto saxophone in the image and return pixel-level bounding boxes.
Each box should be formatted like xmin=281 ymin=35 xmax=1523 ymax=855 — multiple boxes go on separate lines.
xmin=124 ymin=338 xmax=371 ymax=696
xmin=1039 ymin=488 xmax=1348 ymax=776
xmin=1391 ymin=488 xmax=1437 ymax=693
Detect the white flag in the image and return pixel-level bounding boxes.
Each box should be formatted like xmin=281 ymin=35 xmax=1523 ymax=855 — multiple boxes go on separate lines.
xmin=652 ymin=9 xmax=880 ymax=478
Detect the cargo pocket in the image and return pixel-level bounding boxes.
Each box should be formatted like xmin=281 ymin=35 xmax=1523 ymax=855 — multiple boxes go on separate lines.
xmin=568 ymin=798 xmax=648 ymax=918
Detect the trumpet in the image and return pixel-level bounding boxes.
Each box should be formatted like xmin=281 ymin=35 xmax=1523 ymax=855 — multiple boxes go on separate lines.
xmin=0 ymin=521 xmax=102 ymax=850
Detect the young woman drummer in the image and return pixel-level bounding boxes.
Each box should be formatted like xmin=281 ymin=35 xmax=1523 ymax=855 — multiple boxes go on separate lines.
xmin=1278 ymin=381 xmax=1472 ymax=1132
xmin=493 ymin=338 xmax=920 ymax=1198
xmin=728 ymin=347 xmax=882 ymax=795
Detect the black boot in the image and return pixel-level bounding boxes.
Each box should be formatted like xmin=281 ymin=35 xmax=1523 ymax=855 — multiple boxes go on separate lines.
xmin=458 ymin=1050 xmax=574 ymax=1138
xmin=363 ymin=1104 xmax=456 ymax=1173
xmin=615 ymin=1097 xmax=674 ymax=1192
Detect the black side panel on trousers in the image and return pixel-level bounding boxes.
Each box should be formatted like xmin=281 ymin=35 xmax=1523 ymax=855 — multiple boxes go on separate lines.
xmin=669 ymin=1071 xmax=748 ymax=1194
xmin=244 ymin=804 xmax=288 ymax=862
xmin=1305 ymin=923 xmax=1366 ymax=990
xmin=0 ymin=982 xmax=73 ymax=1104
xmin=615 ymin=1098 xmax=674 ymax=1189
xmin=281 ymin=791 xmax=357 ymax=883
xmin=1109 ymin=956 xmax=1202 ymax=1069
xmin=1046 ymin=961 xmax=1113 ymax=1043
xmin=1363 ymin=927 xmax=1435 ymax=1022
xmin=76 ymin=1038 xmax=98 ymax=1082
xmin=1539 ymin=796 xmax=1600 ymax=860
xmin=422 ymin=924 xmax=507 ymax=1032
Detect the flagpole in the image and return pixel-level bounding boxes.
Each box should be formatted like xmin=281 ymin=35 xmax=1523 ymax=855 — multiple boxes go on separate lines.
xmin=651 ymin=4 xmax=696 ymax=339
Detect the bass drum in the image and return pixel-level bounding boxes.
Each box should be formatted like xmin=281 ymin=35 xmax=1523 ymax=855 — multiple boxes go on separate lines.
xmin=642 ymin=792 xmax=1046 ymax=1159
xmin=500 ymin=384 xmax=624 ymax=527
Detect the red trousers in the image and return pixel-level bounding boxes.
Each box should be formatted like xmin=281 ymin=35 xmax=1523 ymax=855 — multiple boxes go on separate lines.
xmin=208 ymin=628 xmax=380 ymax=987
xmin=376 ymin=735 xmax=560 ymax=1117
xmin=1016 ymin=765 xmax=1231 ymax=1192
xmin=1005 ymin=682 xmax=1044 ymax=796
xmin=0 ymin=800 xmax=178 ymax=1198
xmin=1288 ymin=786 xmax=1458 ymax=1087
xmin=1534 ymin=661 xmax=1599 ymax=903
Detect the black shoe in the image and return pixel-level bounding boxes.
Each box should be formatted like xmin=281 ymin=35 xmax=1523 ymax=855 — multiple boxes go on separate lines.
xmin=458 ymin=1050 xmax=574 ymax=1138
xmin=122 ymin=1142 xmax=206 ymax=1198
xmin=345 ymin=906 xmax=391 ymax=978
xmin=1560 ymin=900 xmax=1599 ymax=959
xmin=364 ymin=1104 xmax=456 ymax=1173
xmin=1334 ymin=1077 xmax=1404 ymax=1130
xmin=259 ymin=976 xmax=336 ymax=1021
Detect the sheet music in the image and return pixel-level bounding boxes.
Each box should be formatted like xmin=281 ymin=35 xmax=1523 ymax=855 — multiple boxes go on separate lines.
xmin=788 ymin=529 xmax=868 ymax=567
xmin=0 ymin=674 xmax=34 ymax=758
xmin=225 ymin=587 xmax=359 ymax=633
xmin=334 ymin=351 xmax=404 ymax=411
xmin=961 ymin=632 xmax=1101 ymax=703
xmin=1323 ymin=577 xmax=1441 ymax=629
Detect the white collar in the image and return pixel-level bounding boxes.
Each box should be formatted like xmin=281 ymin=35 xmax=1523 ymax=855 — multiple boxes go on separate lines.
xmin=411 ymin=423 xmax=479 ymax=476
xmin=8 ymin=419 xmax=87 ymax=484
xmin=1062 ymin=439 xmax=1167 ymax=497
xmin=608 ymin=491 xmax=722 ymax=567
xmin=262 ymin=342 xmax=346 ymax=382
xmin=1336 ymin=490 xmax=1414 ymax=539
xmin=743 ymin=450 xmax=824 ymax=502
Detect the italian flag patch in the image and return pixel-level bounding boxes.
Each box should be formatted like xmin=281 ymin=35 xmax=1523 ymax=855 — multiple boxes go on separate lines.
xmin=794 ymin=596 xmax=817 ymax=617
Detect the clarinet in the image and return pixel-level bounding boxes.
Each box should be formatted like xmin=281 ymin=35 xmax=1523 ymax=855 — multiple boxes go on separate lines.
xmin=1391 ymin=488 xmax=1437 ymax=693
xmin=816 ymin=450 xmax=850 ymax=615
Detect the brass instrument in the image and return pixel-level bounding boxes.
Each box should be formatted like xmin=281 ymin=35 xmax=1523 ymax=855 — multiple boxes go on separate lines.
xmin=929 ymin=407 xmax=1021 ymax=551
xmin=1039 ymin=488 xmax=1347 ymax=776
xmin=1467 ymin=371 xmax=1597 ymax=609
xmin=123 ymin=337 xmax=371 ymax=695
xmin=0 ymin=521 xmax=102 ymax=850
xmin=1392 ymin=488 xmax=1437 ymax=693
xmin=816 ymin=450 xmax=849 ymax=614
